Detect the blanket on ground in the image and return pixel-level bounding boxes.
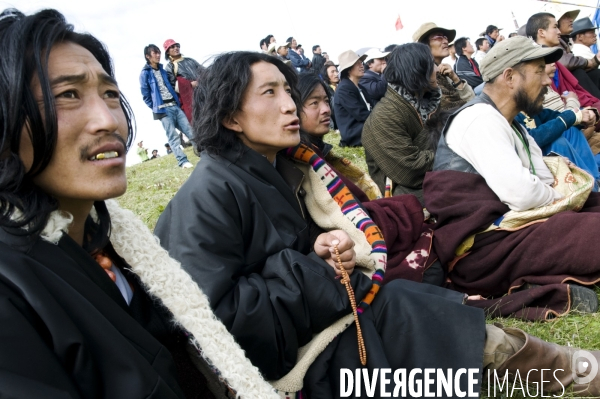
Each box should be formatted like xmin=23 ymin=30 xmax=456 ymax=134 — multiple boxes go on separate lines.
xmin=424 ymin=170 xmax=600 ymax=320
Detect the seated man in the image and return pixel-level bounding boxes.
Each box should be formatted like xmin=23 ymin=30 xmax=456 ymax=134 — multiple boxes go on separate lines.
xmin=483 ymin=24 xmax=504 ymax=49
xmin=473 ymin=37 xmax=489 ymax=65
xmin=0 ymin=8 xmax=273 ymax=399
xmin=528 ymin=9 xmax=600 ymax=98
xmin=515 ymin=95 xmax=599 ymax=186
xmin=425 ymin=36 xmax=600 ymax=321
xmin=453 ymin=37 xmax=484 ymax=89
xmin=570 ymin=18 xmax=600 ymax=65
xmin=413 ymin=22 xmax=475 ymax=110
xmin=359 ymin=48 xmax=389 ymax=108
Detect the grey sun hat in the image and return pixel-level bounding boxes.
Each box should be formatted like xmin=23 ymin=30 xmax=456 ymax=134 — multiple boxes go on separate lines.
xmin=570 ymin=18 xmax=598 ymax=38
xmin=479 ymin=36 xmax=563 ymax=82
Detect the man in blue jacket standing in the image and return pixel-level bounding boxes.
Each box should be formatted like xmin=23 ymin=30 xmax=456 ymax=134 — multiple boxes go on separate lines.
xmin=286 ymin=36 xmax=311 ymax=73
xmin=139 ymin=44 xmax=194 ymax=168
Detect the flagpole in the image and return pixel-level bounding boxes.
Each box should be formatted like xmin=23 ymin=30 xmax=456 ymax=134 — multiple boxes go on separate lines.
xmin=536 ymin=0 xmax=600 ymax=8
xmin=511 ymin=11 xmax=520 ymax=29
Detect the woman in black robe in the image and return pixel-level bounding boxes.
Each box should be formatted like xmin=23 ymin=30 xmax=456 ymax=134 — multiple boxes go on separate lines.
xmin=155 ymin=51 xmax=600 ymax=398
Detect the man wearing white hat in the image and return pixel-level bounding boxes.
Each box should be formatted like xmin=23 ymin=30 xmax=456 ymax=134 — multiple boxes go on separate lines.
xmin=267 ymin=42 xmax=292 ymax=66
xmin=359 ymin=48 xmax=390 ymax=108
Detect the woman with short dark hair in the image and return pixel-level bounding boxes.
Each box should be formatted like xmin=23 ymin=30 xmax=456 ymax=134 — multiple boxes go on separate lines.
xmin=362 ymin=43 xmax=441 ymax=205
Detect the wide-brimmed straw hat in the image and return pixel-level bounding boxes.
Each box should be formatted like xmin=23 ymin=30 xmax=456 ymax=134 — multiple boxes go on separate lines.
xmin=540 ymin=3 xmax=580 ymax=22
xmin=412 ymin=22 xmax=456 ymax=43
xmin=337 ymin=50 xmax=367 ymax=74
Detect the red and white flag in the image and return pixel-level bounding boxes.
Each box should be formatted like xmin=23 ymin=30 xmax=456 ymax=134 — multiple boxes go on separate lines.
xmin=395 ymin=14 xmax=403 ymax=31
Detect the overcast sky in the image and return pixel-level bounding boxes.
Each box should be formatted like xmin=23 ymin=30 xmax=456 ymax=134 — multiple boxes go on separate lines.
xmin=6 ymin=0 xmax=600 ymax=165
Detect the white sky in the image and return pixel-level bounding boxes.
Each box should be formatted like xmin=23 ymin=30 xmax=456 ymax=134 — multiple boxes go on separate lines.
xmin=6 ymin=0 xmax=600 ymax=165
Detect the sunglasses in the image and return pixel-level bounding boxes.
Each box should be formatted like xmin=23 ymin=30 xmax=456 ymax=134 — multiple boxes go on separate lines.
xmin=430 ymin=34 xmax=448 ymax=41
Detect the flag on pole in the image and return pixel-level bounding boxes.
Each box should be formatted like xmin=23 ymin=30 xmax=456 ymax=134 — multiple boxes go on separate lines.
xmin=395 ymin=14 xmax=403 ymax=31
xmin=592 ymin=0 xmax=600 ymax=53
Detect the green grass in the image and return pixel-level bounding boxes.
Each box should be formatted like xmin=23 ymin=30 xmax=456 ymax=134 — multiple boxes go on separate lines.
xmin=118 ymin=133 xmax=600 ymax=398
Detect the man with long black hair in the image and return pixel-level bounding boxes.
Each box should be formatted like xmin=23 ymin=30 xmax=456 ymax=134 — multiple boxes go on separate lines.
xmin=0 ymin=8 xmax=276 ymax=398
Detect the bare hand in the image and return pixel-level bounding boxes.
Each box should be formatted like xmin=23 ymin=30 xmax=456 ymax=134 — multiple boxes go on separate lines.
xmin=581 ymin=108 xmax=596 ymax=128
xmin=314 ymin=230 xmax=356 ymax=276
xmin=438 ymin=63 xmax=459 ymax=83
xmin=497 ymin=35 xmax=505 ymax=42
xmin=191 ymin=80 xmax=198 ymax=88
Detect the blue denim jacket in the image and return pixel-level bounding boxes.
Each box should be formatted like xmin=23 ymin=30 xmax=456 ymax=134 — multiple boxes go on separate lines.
xmin=139 ymin=63 xmax=180 ymax=115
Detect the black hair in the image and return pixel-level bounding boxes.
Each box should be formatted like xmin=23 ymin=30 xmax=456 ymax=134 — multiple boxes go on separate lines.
xmin=384 ymin=43 xmax=437 ymax=97
xmin=298 ymin=73 xmax=331 ymax=109
xmin=508 ymin=32 xmax=518 ymax=38
xmin=486 ymin=25 xmax=498 ymax=35
xmin=340 ymin=68 xmax=350 ymax=80
xmin=260 ymin=38 xmax=267 ymax=49
xmin=165 ymin=143 xmax=171 ymax=147
xmin=193 ymin=51 xmax=300 ymax=156
xmin=454 ymin=37 xmax=469 ymax=57
xmin=0 ymin=8 xmax=135 ymax=250
xmin=384 ymin=44 xmax=398 ymax=52
xmin=265 ymin=34 xmax=274 ymax=44
xmin=286 ymin=36 xmax=294 ymax=43
xmin=297 ymin=74 xmax=332 ymax=143
xmin=144 ymin=44 xmax=160 ymax=63
xmin=320 ymin=63 xmax=337 ymax=86
xmin=475 ymin=37 xmax=487 ymax=50
xmin=312 ymin=45 xmax=320 ymax=52
xmin=526 ymin=13 xmax=555 ymax=42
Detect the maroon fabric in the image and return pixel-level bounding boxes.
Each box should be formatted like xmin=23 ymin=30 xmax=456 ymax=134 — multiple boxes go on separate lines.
xmin=177 ymin=76 xmax=194 ymax=122
xmin=309 ymin=144 xmax=431 ymax=281
xmin=553 ymin=62 xmax=600 ymax=110
xmin=362 ymin=195 xmax=433 ymax=282
xmin=424 ymin=170 xmax=600 ymax=320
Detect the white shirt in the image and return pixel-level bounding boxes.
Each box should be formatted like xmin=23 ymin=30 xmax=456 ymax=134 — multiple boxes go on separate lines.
xmin=445 ymin=103 xmax=562 ymax=211
xmin=441 ymin=56 xmax=456 ymax=69
xmin=571 ymin=43 xmax=599 ymax=69
xmin=473 ymin=50 xmax=487 ymax=65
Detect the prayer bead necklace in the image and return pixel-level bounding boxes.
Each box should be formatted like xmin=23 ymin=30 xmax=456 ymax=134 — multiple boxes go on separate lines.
xmin=94 ymin=251 xmax=117 ymax=282
xmin=334 ymin=244 xmax=367 ymax=366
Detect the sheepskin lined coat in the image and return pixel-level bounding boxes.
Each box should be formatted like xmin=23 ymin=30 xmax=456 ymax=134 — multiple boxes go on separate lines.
xmin=0 ymin=201 xmax=278 ymax=399
xmin=155 ymin=146 xmax=487 ymax=397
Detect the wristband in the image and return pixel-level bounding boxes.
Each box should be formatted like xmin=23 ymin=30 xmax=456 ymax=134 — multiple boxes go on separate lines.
xmin=451 ymin=79 xmax=462 ymax=88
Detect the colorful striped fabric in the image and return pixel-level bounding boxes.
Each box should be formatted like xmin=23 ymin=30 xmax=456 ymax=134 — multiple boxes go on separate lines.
xmin=286 ymin=143 xmax=387 ymax=313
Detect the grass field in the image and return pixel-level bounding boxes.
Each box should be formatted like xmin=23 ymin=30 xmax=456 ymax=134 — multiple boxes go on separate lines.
xmin=118 ymin=132 xmax=600 ymax=398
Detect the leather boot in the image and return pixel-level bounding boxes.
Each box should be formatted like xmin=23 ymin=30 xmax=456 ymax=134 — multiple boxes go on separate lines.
xmin=494 ymin=327 xmax=600 ymax=397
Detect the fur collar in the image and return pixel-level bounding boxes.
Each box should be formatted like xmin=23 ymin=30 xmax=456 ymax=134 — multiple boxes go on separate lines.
xmin=40 ymin=201 xmax=278 ymax=399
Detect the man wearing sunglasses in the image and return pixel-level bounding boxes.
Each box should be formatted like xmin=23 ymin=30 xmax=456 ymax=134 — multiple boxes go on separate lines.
xmin=414 ymin=22 xmax=475 ymax=110
xmin=163 ymin=39 xmax=204 ymax=122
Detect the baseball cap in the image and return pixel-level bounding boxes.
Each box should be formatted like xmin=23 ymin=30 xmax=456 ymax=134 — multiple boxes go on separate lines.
xmin=479 ymin=36 xmax=563 ymax=82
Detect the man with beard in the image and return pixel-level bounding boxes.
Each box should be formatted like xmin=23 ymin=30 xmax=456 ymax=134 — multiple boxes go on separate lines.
xmin=422 ymin=36 xmax=600 ymax=321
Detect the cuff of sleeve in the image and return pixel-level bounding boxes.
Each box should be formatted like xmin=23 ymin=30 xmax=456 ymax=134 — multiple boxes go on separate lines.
xmin=574 ymin=109 xmax=583 ymax=125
